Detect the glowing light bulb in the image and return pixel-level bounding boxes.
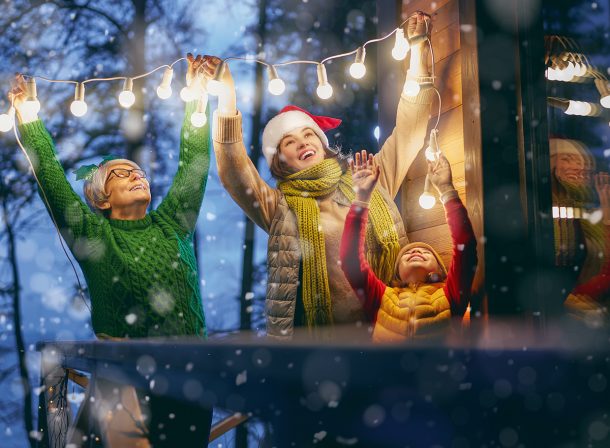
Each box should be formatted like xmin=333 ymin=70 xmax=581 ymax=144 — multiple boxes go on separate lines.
xmin=0 ymin=108 xmax=14 ymax=133
xmin=316 ymin=63 xmax=333 ymax=100
xmin=424 ymin=129 xmax=440 ymax=161
xmin=268 ymin=78 xmax=285 ymax=95
xmin=349 ymin=47 xmax=366 ymax=79
xmin=601 ymin=95 xmax=610 ymax=108
xmin=577 ymin=62 xmax=587 ymax=77
xmin=70 ymin=100 xmax=87 ymax=117
xmin=419 ymin=174 xmax=436 ymax=209
xmin=118 ymin=78 xmax=136 ymax=108
xmin=191 ymin=112 xmax=207 ymax=127
xmin=156 ymin=67 xmax=173 ymax=100
xmin=403 ymin=79 xmax=420 ymax=97
xmin=391 ymin=28 xmax=410 ymax=61
xmin=190 ymin=92 xmax=208 ymax=128
xmin=180 ymin=86 xmax=196 ymax=102
xmin=70 ymin=83 xmax=88 ymax=117
xmin=21 ymin=78 xmax=41 ymax=116
xmin=267 ymin=65 xmax=285 ymax=95
xmin=207 ymin=61 xmax=226 ymax=96
xmin=349 ymin=63 xmax=366 ymax=79
xmin=425 ymin=146 xmax=437 ymax=161
xmin=419 ymin=192 xmax=436 ymax=209
xmin=316 ymin=84 xmax=333 ymax=100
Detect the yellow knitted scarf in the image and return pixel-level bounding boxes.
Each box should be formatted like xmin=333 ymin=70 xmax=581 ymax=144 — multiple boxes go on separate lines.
xmin=278 ymin=158 xmax=400 ymax=328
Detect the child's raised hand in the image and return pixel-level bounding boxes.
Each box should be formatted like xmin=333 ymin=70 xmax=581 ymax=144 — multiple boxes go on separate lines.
xmin=349 ymin=149 xmax=380 ymax=203
xmin=428 ymin=153 xmax=454 ymax=195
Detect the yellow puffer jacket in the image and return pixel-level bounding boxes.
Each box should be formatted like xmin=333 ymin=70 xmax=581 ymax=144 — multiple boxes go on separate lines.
xmin=373 ymin=283 xmax=451 ymax=342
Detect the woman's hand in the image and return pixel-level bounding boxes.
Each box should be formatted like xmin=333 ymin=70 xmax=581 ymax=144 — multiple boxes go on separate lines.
xmin=350 ymin=150 xmax=380 ymax=204
xmin=406 ymin=12 xmax=432 ymax=78
xmin=8 ymin=74 xmax=33 ymax=124
xmin=428 ymin=153 xmax=454 ymax=195
xmin=200 ymin=55 xmax=237 ymax=115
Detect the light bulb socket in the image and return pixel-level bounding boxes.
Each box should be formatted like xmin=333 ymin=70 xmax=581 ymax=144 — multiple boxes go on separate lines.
xmin=268 ymin=65 xmax=280 ymax=81
xmin=25 ymin=78 xmax=37 ymax=101
xmin=547 ymin=97 xmax=569 ymax=112
xmin=317 ymin=63 xmax=329 ymax=85
xmin=161 ymin=67 xmax=173 ymax=87
xmin=355 ymin=47 xmax=366 ymax=64
xmin=213 ymin=61 xmax=226 ymax=82
xmin=74 ymin=83 xmax=85 ymax=102
xmin=196 ymin=92 xmax=208 ymax=114
xmin=429 ymin=128 xmax=439 ymax=152
xmin=423 ymin=174 xmax=432 ymax=194
xmin=123 ymin=77 xmax=134 ymax=92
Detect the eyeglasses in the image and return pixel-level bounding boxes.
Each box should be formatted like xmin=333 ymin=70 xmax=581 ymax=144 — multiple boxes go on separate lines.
xmin=106 ymin=168 xmax=147 ymax=181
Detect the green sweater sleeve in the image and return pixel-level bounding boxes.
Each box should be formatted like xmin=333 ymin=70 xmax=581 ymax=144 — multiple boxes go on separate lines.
xmin=18 ymin=120 xmax=95 ymax=243
xmin=156 ymin=100 xmax=210 ymax=234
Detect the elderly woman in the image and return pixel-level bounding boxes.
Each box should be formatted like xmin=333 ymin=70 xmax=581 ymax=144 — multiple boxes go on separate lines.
xmin=11 ymin=54 xmax=212 ymax=446
xmin=209 ymin=14 xmax=433 ymax=338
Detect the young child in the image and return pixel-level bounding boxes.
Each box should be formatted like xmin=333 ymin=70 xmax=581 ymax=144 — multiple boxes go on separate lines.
xmin=340 ymin=150 xmax=477 ymax=341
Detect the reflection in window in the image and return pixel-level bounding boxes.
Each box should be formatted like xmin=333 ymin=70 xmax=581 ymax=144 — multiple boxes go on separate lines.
xmin=543 ymin=0 xmax=610 ymax=325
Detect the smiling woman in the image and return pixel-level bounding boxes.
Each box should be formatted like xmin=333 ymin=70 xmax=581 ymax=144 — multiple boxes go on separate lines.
xmin=211 ymin=13 xmax=437 ymax=339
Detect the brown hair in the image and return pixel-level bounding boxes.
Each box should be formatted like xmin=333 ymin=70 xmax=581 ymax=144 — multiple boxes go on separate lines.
xmin=269 ymin=146 xmax=348 ymax=179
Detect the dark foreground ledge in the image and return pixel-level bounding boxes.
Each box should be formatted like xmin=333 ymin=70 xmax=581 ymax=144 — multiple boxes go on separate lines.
xmin=37 ymin=319 xmax=610 ymax=447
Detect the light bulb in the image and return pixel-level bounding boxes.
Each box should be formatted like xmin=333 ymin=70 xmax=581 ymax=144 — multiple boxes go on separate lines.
xmin=349 ymin=47 xmax=366 ymax=79
xmin=0 ymin=108 xmax=14 ymax=133
xmin=349 ymin=62 xmax=366 ymax=79
xmin=391 ymin=28 xmax=410 ymax=61
xmin=70 ymin=100 xmax=87 ymax=117
xmin=156 ymin=67 xmax=173 ymax=100
xmin=118 ymin=90 xmax=135 ymax=108
xmin=191 ymin=112 xmax=207 ymax=128
xmin=419 ymin=192 xmax=436 ymax=209
xmin=403 ymin=79 xmax=420 ymax=97
xmin=22 ymin=78 xmax=41 ymax=116
xmin=580 ymin=102 xmax=592 ymax=115
xmin=21 ymin=100 xmax=41 ymax=116
xmin=268 ymin=78 xmax=286 ymax=95
xmin=425 ymin=145 xmax=437 ymax=162
xmin=601 ymin=95 xmax=610 ymax=108
xmin=316 ymin=83 xmax=333 ymax=100
xmin=267 ymin=65 xmax=285 ymax=95
xmin=70 ymin=83 xmax=87 ymax=117
xmin=577 ymin=62 xmax=588 ymax=77
xmin=118 ymin=78 xmax=135 ymax=108
xmin=316 ymin=63 xmax=333 ymax=100
xmin=190 ymin=92 xmax=208 ymax=128
xmin=207 ymin=61 xmax=226 ymax=96
xmin=157 ymin=85 xmax=172 ymax=100
xmin=424 ymin=129 xmax=440 ymax=161
xmin=180 ymin=86 xmax=196 ymax=102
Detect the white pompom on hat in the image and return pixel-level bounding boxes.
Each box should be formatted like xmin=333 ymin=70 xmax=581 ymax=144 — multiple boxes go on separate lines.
xmin=261 ymin=105 xmax=341 ymax=166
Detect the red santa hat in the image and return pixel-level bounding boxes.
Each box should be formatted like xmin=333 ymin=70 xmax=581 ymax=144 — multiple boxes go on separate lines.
xmin=261 ymin=105 xmax=341 ymax=166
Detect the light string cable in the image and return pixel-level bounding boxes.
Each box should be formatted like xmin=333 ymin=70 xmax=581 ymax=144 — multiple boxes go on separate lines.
xmin=10 ymin=95 xmax=92 ymax=313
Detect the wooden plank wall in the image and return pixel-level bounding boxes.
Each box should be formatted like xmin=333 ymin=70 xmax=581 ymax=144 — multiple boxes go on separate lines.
xmin=400 ymin=0 xmax=477 ymax=269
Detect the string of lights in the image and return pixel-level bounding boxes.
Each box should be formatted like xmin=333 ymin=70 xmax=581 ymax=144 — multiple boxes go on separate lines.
xmin=2 ymin=11 xmax=444 ymax=212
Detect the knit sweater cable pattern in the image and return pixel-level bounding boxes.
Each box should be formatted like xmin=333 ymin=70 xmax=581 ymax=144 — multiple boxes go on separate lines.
xmin=19 ymin=102 xmax=210 ymax=338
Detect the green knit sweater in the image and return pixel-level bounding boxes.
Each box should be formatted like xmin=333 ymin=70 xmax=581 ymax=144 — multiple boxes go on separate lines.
xmin=19 ymin=102 xmax=209 ymax=339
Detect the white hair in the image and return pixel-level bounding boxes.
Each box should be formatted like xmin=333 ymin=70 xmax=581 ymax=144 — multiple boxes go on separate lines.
xmin=83 ymin=159 xmax=141 ymax=209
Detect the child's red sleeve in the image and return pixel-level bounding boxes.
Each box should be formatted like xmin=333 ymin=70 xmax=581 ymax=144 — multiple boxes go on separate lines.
xmin=443 ymin=198 xmax=478 ymax=316
xmin=340 ymin=205 xmax=387 ymax=322
xmin=572 ymin=228 xmax=610 ymax=299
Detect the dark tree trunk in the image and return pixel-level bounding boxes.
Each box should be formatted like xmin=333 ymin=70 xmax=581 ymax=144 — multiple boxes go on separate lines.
xmin=2 ymin=198 xmax=34 ymax=448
